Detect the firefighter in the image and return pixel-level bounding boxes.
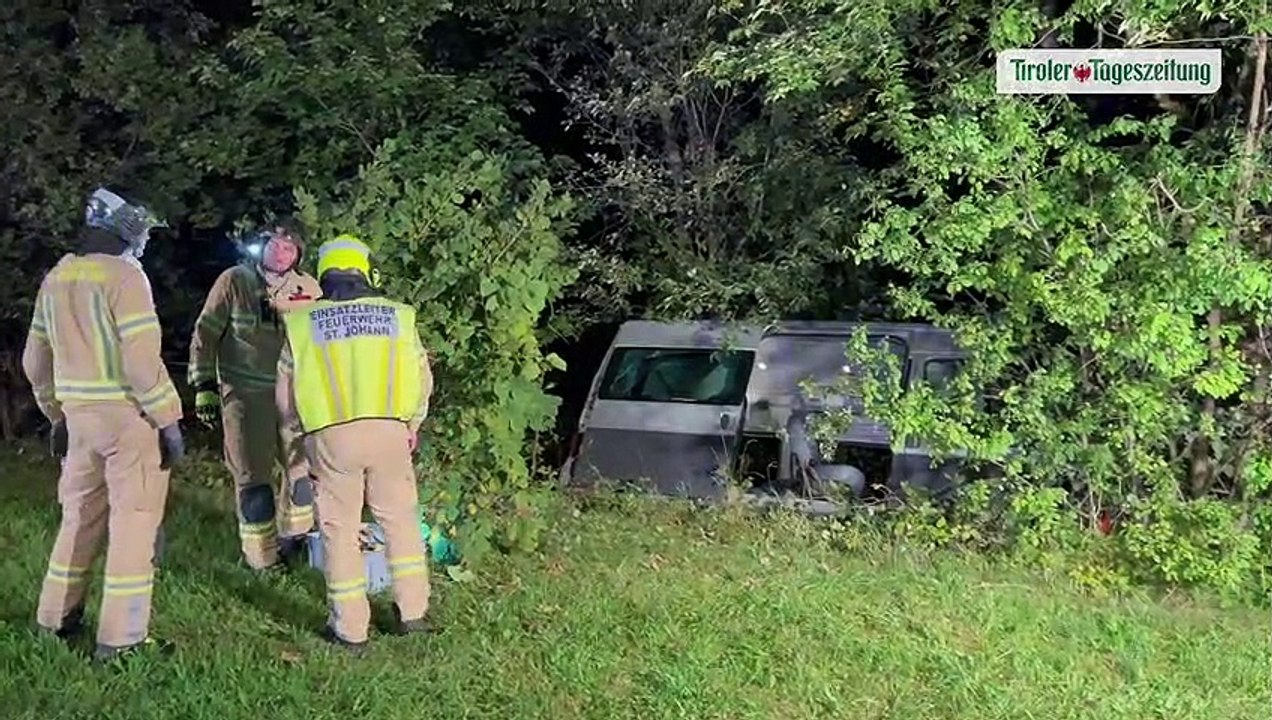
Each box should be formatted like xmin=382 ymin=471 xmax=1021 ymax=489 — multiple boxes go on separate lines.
xmin=275 ymin=235 xmax=434 ymax=651
xmin=188 ymin=220 xmax=322 ymax=570
xmin=24 ymin=187 xmax=186 ymax=662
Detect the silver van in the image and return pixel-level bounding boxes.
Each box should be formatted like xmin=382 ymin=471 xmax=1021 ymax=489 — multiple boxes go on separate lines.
xmin=560 ymin=320 xmax=968 ymax=504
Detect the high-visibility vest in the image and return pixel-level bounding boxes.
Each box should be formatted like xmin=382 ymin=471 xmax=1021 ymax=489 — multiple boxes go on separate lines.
xmin=283 ymin=297 xmax=423 ymax=433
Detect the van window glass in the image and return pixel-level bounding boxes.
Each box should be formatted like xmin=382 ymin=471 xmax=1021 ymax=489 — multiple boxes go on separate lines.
xmin=597 ymin=348 xmax=754 ymax=405
xmin=752 ymin=335 xmax=907 ymax=398
xmin=923 ymin=359 xmax=964 ymax=390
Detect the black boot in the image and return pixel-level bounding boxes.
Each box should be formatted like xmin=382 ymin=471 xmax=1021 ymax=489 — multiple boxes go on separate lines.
xmin=390 ymin=603 xmax=436 ymax=636
xmin=319 ymin=626 xmax=368 ymax=655
xmin=93 ymin=637 xmax=175 ymax=664
xmin=39 ymin=605 xmax=86 ymax=642
xmin=278 ymin=536 xmax=308 ymax=567
xmin=242 ymin=556 xmax=286 ymax=574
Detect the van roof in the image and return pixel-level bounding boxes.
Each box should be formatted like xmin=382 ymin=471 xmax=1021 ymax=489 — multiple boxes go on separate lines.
xmin=610 ymin=320 xmax=765 ymax=349
xmin=611 ymin=320 xmax=960 ymax=353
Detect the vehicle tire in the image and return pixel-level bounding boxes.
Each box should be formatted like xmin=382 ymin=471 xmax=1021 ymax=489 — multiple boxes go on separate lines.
xmin=813 ymin=464 xmax=866 ymax=497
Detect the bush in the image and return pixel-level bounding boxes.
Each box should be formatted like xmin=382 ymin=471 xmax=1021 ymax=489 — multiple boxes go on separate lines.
xmin=861 ymin=479 xmax=1265 ymax=602
xmin=298 ymin=135 xmax=576 ymax=562
xmin=1117 ymin=489 xmax=1263 ymax=599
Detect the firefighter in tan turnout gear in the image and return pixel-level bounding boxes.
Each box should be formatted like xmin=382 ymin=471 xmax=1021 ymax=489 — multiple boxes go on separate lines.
xmin=276 ymin=235 xmax=435 ymax=650
xmin=24 ymin=187 xmax=186 ymax=662
xmin=188 ymin=222 xmax=321 ymax=569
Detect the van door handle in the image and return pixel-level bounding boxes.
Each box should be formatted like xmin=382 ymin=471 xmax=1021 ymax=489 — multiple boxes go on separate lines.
xmin=720 ymin=412 xmax=734 ymax=431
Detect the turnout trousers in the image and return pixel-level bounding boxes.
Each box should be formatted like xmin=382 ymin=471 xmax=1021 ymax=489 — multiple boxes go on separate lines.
xmin=221 ymin=384 xmax=313 ymax=568
xmin=37 ymin=403 xmax=169 ymax=650
xmin=306 ymin=419 xmax=429 ymax=643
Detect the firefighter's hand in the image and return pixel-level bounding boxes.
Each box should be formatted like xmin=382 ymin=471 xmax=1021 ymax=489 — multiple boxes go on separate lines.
xmin=159 ymin=424 xmax=185 ymax=470
xmin=407 ymin=432 xmax=419 ymax=455
xmin=194 ymin=390 xmax=220 ymax=428
xmin=49 ymin=420 xmax=68 ymax=458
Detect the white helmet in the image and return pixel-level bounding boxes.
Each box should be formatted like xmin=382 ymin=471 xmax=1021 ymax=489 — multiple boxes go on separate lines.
xmin=84 ymin=187 xmax=167 ymax=258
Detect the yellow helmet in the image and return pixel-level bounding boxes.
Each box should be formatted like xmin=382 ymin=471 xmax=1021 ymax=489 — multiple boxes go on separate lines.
xmin=317 ymin=234 xmax=372 ymax=278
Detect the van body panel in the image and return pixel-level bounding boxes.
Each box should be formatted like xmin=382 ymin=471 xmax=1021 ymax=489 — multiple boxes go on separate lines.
xmin=571 ymin=325 xmax=756 ymax=499
xmin=745 ymin=330 xmax=909 ymax=442
xmin=565 ymin=319 xmax=969 ymax=501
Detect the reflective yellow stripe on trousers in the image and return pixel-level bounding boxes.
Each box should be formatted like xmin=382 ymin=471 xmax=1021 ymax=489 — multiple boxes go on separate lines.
xmin=103 ymin=572 xmax=154 ymax=597
xmin=389 ymin=554 xmax=428 ymax=580
xmin=45 ymin=562 xmax=89 ymax=585
xmin=327 ymin=577 xmax=367 ymax=601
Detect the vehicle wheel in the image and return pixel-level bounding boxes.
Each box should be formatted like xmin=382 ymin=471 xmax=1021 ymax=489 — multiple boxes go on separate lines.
xmin=813 ymin=464 xmax=866 ymax=497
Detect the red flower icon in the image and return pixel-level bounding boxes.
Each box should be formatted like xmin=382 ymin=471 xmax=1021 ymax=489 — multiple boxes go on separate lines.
xmin=1074 ymin=64 xmax=1092 ymax=83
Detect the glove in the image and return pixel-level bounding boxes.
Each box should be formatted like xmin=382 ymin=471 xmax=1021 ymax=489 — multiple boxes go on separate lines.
xmin=194 ymin=390 xmax=220 ymax=428
xmin=159 ymin=424 xmax=185 ymax=470
xmin=49 ymin=420 xmax=68 ymax=458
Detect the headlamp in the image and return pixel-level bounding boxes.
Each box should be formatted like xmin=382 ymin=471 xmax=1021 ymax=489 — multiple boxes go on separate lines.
xmin=234 ymin=228 xmax=269 ymax=261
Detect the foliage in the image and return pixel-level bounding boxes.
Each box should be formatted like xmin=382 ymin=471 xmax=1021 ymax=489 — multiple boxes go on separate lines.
xmin=191 ymin=0 xmax=578 ymax=560
xmin=0 ymin=0 xmax=216 ymax=437
xmin=3 ymin=0 xmax=1272 ymax=592
xmin=299 ymin=139 xmax=576 ymax=560
xmin=480 ymin=0 xmax=878 ymax=329
xmin=706 ymin=0 xmax=1272 ymax=590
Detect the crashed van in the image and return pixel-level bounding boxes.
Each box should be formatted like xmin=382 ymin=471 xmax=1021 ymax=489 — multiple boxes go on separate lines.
xmin=560 ymin=320 xmax=968 ymax=504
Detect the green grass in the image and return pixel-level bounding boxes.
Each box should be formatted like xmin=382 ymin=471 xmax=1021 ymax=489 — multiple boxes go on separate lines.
xmin=0 ymin=447 xmax=1268 ymax=720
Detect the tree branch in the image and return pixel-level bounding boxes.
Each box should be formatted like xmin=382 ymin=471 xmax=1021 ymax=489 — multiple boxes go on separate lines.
xmin=1196 ymin=30 xmax=1267 ymax=497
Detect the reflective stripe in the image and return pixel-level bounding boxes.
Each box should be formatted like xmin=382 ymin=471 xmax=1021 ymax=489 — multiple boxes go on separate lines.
xmin=329 ymin=588 xmax=365 ymax=601
xmin=30 ymin=297 xmax=48 ymax=338
xmin=117 ymin=312 xmax=160 ymax=339
xmin=199 ymin=310 xmax=229 ymax=333
xmin=320 ymin=343 xmax=348 ymax=421
xmin=46 ymin=562 xmax=88 ymax=584
xmin=103 ymin=585 xmax=153 ymax=597
xmin=218 ymin=365 xmax=278 ymax=386
xmin=319 ymin=239 xmax=370 ymax=258
xmin=240 ymin=521 xmax=277 ymax=537
xmin=230 ymin=313 xmax=256 ymax=328
xmin=188 ymin=364 xmax=216 ymax=386
xmin=89 ymin=291 xmax=120 ymax=382
xmin=43 ymin=292 xmax=58 ymax=347
xmin=104 ymin=572 xmax=154 ymax=597
xmin=328 ymin=579 xmax=367 ymax=602
xmin=57 ymin=386 xmax=130 ymax=403
xmin=389 ymin=554 xmax=428 ymax=579
xmin=385 ymin=339 xmax=398 ymax=418
xmin=135 ymin=382 xmax=177 ymax=412
xmin=390 ymin=566 xmax=428 ymax=579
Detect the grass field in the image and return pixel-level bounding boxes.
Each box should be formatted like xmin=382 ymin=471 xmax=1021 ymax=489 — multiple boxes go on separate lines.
xmin=0 ymin=446 xmax=1268 ymax=720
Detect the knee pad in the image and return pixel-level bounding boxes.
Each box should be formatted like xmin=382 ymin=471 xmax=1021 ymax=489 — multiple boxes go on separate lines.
xmin=290 ymin=476 xmax=315 ymax=507
xmin=238 ymin=484 xmax=276 ymax=523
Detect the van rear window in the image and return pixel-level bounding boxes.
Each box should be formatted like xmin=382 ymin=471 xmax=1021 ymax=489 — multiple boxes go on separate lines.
xmin=597 ymin=348 xmax=754 ymax=405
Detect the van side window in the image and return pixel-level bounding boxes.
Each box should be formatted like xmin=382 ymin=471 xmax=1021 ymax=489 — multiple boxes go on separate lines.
xmin=923 ymin=359 xmax=964 ymax=390
xmin=597 ymin=348 xmax=754 ymax=405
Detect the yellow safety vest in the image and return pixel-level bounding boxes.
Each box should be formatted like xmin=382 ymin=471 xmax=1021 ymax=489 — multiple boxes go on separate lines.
xmin=283 ymin=297 xmax=423 ymax=433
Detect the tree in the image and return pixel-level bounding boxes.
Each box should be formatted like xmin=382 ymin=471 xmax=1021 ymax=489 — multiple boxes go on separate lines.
xmin=0 ymin=0 xmax=216 ymax=437
xmin=707 ymin=0 xmax=1272 ymax=590
xmin=475 ymin=0 xmax=890 ymax=330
